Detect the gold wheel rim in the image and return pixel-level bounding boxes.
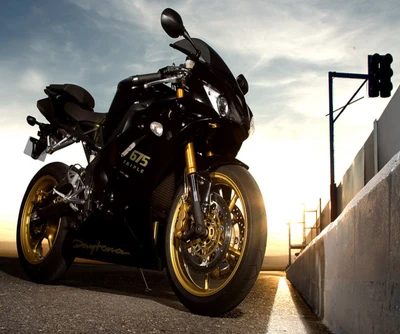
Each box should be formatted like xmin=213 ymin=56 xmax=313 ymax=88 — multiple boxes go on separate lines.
xmin=20 ymin=175 xmax=61 ymax=264
xmin=169 ymin=171 xmax=248 ymax=296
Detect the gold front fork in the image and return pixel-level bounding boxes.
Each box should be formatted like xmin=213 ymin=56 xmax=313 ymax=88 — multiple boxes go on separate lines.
xmin=183 ymin=141 xmax=207 ymax=238
xmin=185 ymin=142 xmax=197 ymax=175
xmin=175 ymin=142 xmax=195 ymax=239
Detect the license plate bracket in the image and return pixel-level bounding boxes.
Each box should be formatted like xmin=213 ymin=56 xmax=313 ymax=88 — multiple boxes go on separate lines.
xmin=24 ymin=137 xmax=47 ymax=161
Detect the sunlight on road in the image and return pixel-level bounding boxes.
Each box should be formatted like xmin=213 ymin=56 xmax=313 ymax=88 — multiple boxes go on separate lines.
xmin=267 ymin=277 xmax=308 ymax=334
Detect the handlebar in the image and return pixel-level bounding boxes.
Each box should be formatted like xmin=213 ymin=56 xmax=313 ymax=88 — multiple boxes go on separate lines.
xmin=131 ymin=72 xmax=162 ymax=85
xmin=131 ymin=65 xmax=191 ymax=87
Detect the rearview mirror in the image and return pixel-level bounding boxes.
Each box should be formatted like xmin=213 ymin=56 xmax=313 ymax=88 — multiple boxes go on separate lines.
xmin=237 ymin=74 xmax=249 ymax=95
xmin=161 ymin=8 xmax=185 ymax=38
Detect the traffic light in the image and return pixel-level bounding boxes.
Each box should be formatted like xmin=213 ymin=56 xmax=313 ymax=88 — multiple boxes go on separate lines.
xmin=368 ymin=53 xmax=394 ymax=98
xmin=380 ymin=54 xmax=393 ymax=98
xmin=368 ymin=54 xmax=380 ymax=97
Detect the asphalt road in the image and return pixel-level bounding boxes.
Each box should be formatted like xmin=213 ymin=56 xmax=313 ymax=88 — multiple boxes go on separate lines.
xmin=0 ymin=257 xmax=331 ymax=334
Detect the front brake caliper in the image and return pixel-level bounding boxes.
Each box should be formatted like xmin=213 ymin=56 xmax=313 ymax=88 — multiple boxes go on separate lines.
xmin=175 ymin=200 xmax=190 ymax=239
xmin=181 ymin=192 xmax=232 ymax=274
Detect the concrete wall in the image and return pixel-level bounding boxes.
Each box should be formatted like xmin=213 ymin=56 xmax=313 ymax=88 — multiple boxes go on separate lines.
xmin=337 ymin=147 xmax=365 ymax=215
xmin=336 ymin=87 xmax=400 ymax=219
xmin=287 ymin=152 xmax=400 ymax=334
xmin=320 ymin=201 xmax=331 ymax=233
xmin=364 ymin=129 xmax=377 ymax=184
xmin=378 ymin=89 xmax=400 ymax=170
xmin=304 ymin=86 xmax=400 ymax=243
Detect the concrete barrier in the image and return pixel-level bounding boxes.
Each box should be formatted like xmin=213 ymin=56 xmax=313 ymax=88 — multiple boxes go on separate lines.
xmin=286 ymin=152 xmax=400 ymax=334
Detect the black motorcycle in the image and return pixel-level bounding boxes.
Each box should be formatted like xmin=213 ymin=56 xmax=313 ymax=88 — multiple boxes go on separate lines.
xmin=17 ymin=8 xmax=267 ymax=316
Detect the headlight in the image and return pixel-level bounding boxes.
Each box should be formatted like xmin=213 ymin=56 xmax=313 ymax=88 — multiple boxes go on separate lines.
xmin=217 ymin=96 xmax=229 ymax=117
xmin=203 ymin=84 xmax=242 ymax=124
xmin=204 ymin=85 xmax=225 ymax=116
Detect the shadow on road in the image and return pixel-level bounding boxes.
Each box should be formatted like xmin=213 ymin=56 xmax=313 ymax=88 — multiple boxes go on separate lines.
xmin=63 ymin=261 xmax=187 ymax=313
xmin=287 ymin=279 xmax=332 ymax=333
xmin=0 ymin=256 xmax=186 ymax=312
xmin=0 ymin=257 xmax=332 ymax=333
xmin=0 ymin=257 xmax=280 ymax=324
xmin=0 ymin=254 xmax=334 ymax=333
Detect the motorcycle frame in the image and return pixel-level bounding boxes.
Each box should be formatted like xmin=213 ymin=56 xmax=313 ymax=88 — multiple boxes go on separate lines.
xmin=32 ymin=58 xmax=250 ymax=271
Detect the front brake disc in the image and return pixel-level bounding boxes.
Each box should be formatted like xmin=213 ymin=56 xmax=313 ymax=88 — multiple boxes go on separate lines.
xmin=181 ymin=192 xmax=232 ymax=274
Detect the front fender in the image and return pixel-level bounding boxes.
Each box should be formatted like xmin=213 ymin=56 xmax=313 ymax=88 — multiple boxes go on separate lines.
xmin=198 ymin=155 xmax=249 ymax=172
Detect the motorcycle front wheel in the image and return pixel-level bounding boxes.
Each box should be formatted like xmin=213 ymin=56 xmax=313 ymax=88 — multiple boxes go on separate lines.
xmin=165 ymin=165 xmax=267 ymax=316
xmin=17 ymin=162 xmax=75 ymax=283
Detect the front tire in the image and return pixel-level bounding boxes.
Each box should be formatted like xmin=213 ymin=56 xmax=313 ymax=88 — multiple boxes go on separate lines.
xmin=17 ymin=162 xmax=75 ymax=283
xmin=165 ymin=165 xmax=267 ymax=316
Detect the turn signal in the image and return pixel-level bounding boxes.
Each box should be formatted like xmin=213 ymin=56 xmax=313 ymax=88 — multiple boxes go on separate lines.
xmin=150 ymin=122 xmax=163 ymax=137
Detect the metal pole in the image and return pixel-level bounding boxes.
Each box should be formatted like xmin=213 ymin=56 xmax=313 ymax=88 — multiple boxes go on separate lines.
xmin=329 ymin=72 xmax=337 ymax=222
xmin=288 ymin=222 xmax=291 ymax=266
xmin=328 ymin=72 xmax=369 ymax=222
xmin=373 ymin=120 xmax=379 ymax=175
xmin=318 ymin=197 xmax=322 ymax=234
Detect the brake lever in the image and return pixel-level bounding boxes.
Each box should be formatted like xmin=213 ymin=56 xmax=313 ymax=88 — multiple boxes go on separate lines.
xmin=144 ymin=74 xmax=185 ymax=88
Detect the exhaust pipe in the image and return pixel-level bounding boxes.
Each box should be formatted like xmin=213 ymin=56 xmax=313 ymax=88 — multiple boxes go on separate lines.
xmin=37 ymin=202 xmax=73 ymax=221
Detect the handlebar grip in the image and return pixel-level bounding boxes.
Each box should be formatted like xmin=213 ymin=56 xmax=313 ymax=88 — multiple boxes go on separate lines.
xmin=132 ymin=72 xmax=162 ymax=85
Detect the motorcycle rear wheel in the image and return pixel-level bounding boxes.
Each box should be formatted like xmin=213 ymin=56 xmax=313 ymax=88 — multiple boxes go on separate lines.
xmin=17 ymin=162 xmax=75 ymax=283
xmin=165 ymin=165 xmax=267 ymax=316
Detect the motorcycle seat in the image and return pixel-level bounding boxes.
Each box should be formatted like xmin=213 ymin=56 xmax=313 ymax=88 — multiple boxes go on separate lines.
xmin=48 ymin=84 xmax=95 ymax=110
xmin=46 ymin=84 xmax=106 ymax=125
xmin=64 ymin=102 xmax=106 ymax=125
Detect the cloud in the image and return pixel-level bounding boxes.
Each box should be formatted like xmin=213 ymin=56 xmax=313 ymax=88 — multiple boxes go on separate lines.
xmin=18 ymin=69 xmax=48 ymax=93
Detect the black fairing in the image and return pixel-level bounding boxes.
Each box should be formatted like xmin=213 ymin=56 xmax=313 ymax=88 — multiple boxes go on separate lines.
xmin=33 ymin=34 xmax=253 ymax=269
xmin=173 ymin=38 xmax=252 ymax=133
xmin=174 ymin=39 xmax=234 ymax=78
xmin=102 ymin=77 xmax=176 ymax=144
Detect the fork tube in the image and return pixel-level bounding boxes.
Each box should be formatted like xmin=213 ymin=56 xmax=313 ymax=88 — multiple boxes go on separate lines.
xmin=184 ymin=142 xmax=207 ymax=238
xmin=185 ymin=142 xmax=196 ymax=174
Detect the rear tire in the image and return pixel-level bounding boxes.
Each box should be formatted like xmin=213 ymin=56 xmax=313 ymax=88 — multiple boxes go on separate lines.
xmin=17 ymin=162 xmax=75 ymax=283
xmin=165 ymin=165 xmax=267 ymax=316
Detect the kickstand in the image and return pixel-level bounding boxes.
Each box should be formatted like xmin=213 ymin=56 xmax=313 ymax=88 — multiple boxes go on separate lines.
xmin=138 ymin=268 xmax=152 ymax=292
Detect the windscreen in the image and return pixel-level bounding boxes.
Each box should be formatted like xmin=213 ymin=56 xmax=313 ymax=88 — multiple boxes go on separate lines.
xmin=173 ymin=38 xmax=235 ymax=81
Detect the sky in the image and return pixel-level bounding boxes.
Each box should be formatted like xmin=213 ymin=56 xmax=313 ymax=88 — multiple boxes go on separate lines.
xmin=0 ymin=0 xmax=399 ymax=258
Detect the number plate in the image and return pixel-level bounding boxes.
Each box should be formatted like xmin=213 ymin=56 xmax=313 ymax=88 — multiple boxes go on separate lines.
xmin=24 ymin=137 xmax=47 ymax=161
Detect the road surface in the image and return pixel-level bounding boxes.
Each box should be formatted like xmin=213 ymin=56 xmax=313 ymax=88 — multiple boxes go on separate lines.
xmin=0 ymin=257 xmax=331 ymax=333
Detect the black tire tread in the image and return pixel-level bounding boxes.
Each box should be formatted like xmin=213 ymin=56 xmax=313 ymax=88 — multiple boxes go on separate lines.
xmin=165 ymin=165 xmax=267 ymax=316
xmin=17 ymin=162 xmax=75 ymax=283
